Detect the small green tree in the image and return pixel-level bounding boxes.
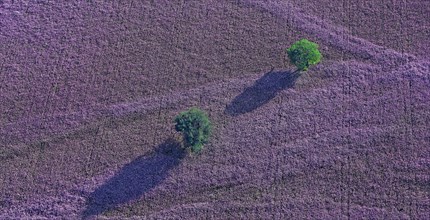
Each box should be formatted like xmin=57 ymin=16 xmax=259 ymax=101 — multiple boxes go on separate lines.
xmin=287 ymin=39 xmax=322 ymax=71
xmin=174 ymin=108 xmax=212 ymax=153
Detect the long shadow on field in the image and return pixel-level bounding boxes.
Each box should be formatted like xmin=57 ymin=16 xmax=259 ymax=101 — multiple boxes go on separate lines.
xmin=82 ymin=138 xmax=185 ymax=218
xmin=225 ymin=70 xmax=299 ymax=116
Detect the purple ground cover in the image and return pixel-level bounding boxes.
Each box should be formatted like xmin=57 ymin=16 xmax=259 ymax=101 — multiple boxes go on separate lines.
xmin=1 ymin=0 xmax=429 ymax=219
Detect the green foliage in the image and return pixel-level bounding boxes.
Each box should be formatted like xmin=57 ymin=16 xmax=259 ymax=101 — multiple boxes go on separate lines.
xmin=174 ymin=108 xmax=212 ymax=153
xmin=287 ymin=39 xmax=322 ymax=71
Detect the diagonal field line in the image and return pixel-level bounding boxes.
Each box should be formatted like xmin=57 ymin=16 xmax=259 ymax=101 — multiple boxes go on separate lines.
xmin=1 ymin=0 xmax=422 ymax=146
xmin=2 ymin=56 xmax=425 ymax=146
xmin=0 ymin=71 xmax=257 ymax=145
xmin=238 ymin=0 xmax=416 ymax=66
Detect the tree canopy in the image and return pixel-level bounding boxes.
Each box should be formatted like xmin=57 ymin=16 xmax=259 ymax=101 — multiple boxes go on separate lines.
xmin=174 ymin=108 xmax=212 ymax=153
xmin=287 ymin=39 xmax=322 ymax=71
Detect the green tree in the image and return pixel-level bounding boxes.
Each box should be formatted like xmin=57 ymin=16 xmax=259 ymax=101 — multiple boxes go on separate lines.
xmin=174 ymin=108 xmax=212 ymax=153
xmin=287 ymin=39 xmax=322 ymax=71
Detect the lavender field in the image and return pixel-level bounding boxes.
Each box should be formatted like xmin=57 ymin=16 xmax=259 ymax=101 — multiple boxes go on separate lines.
xmin=1 ymin=0 xmax=429 ymax=219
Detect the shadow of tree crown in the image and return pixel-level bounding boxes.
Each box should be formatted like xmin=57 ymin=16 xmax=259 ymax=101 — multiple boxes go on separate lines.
xmin=225 ymin=70 xmax=299 ymax=116
xmin=82 ymin=138 xmax=185 ymax=218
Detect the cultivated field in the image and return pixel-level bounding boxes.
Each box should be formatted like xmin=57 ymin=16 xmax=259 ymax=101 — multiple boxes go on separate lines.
xmin=1 ymin=0 xmax=429 ymax=219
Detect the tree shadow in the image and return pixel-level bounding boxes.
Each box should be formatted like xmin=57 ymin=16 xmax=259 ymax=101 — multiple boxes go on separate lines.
xmin=225 ymin=70 xmax=299 ymax=116
xmin=82 ymin=138 xmax=185 ymax=218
